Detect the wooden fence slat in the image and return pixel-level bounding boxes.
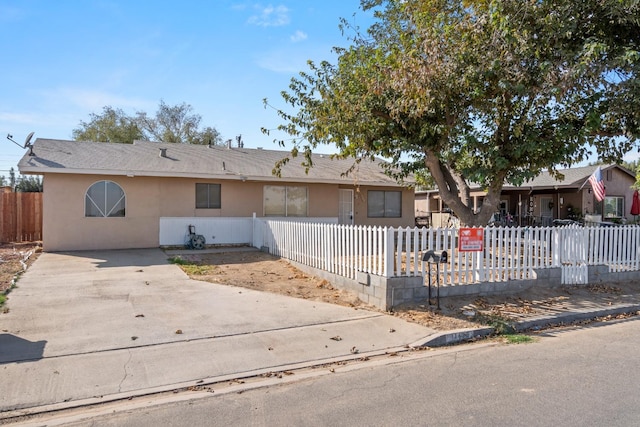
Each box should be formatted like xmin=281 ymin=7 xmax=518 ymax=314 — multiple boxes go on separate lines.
xmin=0 ymin=191 xmax=43 ymax=243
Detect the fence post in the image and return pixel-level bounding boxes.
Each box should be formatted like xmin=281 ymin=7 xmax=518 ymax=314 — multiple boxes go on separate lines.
xmin=552 ymin=227 xmax=560 ymax=267
xmin=383 ymin=227 xmax=394 ymax=278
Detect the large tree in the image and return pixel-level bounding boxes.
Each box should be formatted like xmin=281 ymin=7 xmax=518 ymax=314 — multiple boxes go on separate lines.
xmin=72 ymin=106 xmax=142 ymax=143
xmin=73 ymin=100 xmax=222 ymax=145
xmin=266 ymin=0 xmax=640 ymax=226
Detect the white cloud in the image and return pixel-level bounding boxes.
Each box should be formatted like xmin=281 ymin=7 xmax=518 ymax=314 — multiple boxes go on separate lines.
xmin=248 ymin=4 xmax=290 ymax=27
xmin=290 ymin=30 xmax=307 ymax=43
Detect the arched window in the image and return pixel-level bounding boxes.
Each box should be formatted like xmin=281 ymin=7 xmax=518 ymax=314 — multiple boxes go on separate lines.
xmin=85 ymin=181 xmax=126 ymax=217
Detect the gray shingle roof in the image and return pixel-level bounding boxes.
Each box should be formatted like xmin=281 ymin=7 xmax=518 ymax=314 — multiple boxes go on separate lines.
xmin=18 ymin=138 xmax=407 ymax=187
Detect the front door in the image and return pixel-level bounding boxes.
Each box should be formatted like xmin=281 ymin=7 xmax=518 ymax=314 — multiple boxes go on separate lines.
xmin=540 ymin=196 xmax=553 ymax=226
xmin=338 ymin=189 xmax=354 ymax=225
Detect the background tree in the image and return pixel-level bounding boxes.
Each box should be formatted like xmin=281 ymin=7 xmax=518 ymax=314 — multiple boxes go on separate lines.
xmin=9 ymin=167 xmax=15 ymax=190
xmin=73 ymin=100 xmax=222 ymax=145
xmin=72 ymin=106 xmax=143 ymax=143
xmin=15 ymin=175 xmax=43 ymax=192
xmin=266 ymin=0 xmax=640 ymax=226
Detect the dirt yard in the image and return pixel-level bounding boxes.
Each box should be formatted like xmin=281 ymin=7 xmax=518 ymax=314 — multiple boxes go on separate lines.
xmin=170 ymin=248 xmax=639 ymax=332
xmin=0 ymin=243 xmax=41 ymax=309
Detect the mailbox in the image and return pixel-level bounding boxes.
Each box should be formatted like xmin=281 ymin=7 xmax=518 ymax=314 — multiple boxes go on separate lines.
xmin=422 ymin=250 xmax=448 ymax=264
xmin=422 ymin=250 xmax=448 ymax=310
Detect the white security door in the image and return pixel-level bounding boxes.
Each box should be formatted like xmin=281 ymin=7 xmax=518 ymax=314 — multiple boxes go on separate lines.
xmin=540 ymin=196 xmax=553 ymax=226
xmin=339 ymin=189 xmax=354 ymax=224
xmin=540 ymin=197 xmax=553 ymax=217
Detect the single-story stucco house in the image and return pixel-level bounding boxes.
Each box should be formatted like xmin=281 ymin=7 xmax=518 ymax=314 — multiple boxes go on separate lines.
xmin=18 ymin=138 xmax=415 ymax=251
xmin=416 ymin=164 xmax=637 ymax=226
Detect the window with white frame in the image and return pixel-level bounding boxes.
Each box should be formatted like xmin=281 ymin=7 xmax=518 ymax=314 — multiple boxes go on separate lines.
xmin=85 ymin=181 xmax=126 ymax=217
xmin=263 ymin=185 xmax=308 ymax=217
xmin=367 ymin=190 xmax=402 ymax=218
xmin=602 ymin=196 xmax=625 ymax=218
xmin=195 ymin=183 xmax=221 ymax=209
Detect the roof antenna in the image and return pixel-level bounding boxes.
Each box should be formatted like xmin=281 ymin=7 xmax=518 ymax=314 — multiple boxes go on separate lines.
xmin=7 ymin=131 xmax=36 ymax=156
xmin=236 ymin=134 xmax=243 ymax=148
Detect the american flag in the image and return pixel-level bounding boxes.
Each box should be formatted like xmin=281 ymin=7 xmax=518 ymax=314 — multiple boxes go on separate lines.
xmin=588 ymin=166 xmax=606 ymax=202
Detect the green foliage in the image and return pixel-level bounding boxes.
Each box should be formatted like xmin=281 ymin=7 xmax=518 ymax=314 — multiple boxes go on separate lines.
xmin=9 ymin=168 xmax=15 ymax=189
xmin=414 ymin=169 xmax=436 ymax=191
xmin=72 ymin=106 xmax=143 ymax=143
xmin=0 ymin=168 xmax=17 ymax=190
xmin=168 ymin=256 xmax=190 ymax=265
xmin=266 ymin=0 xmax=640 ymax=226
xmin=73 ymin=101 xmax=223 ymax=145
xmin=476 ymin=312 xmax=516 ymax=335
xmin=168 ymin=256 xmax=214 ymax=275
xmin=15 ymin=175 xmax=43 ymax=192
xmin=503 ymin=334 xmax=534 ymax=344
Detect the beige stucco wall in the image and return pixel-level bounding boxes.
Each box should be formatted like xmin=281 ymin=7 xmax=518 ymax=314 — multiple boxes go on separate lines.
xmin=41 ymin=174 xmax=414 ymax=251
xmin=42 ymin=174 xmax=162 ymax=251
xmin=352 ymin=186 xmax=415 ymax=227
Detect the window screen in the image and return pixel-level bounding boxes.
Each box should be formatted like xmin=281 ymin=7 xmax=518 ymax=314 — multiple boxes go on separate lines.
xmin=196 ymin=183 xmax=221 ymax=209
xmin=367 ymin=190 xmax=402 ymax=218
xmin=85 ymin=181 xmax=126 ymax=217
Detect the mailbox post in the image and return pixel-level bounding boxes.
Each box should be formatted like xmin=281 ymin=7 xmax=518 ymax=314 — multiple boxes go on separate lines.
xmin=422 ymin=250 xmax=448 ymax=310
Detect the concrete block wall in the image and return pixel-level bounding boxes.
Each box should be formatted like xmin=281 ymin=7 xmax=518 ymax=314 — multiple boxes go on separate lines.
xmin=291 ymin=260 xmax=640 ymax=311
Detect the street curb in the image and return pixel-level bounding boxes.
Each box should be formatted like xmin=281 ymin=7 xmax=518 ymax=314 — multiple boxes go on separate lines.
xmin=513 ymin=304 xmax=640 ymax=332
xmin=411 ymin=303 xmax=640 ymax=349
xmin=411 ymin=327 xmax=495 ymax=348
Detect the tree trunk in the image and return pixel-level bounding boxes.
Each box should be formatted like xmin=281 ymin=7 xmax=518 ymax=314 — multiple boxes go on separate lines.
xmin=424 ymin=151 xmax=504 ymax=227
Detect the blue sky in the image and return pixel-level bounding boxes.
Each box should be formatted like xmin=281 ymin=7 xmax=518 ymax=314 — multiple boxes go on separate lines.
xmin=0 ymin=1 xmax=373 ymax=175
xmin=1 ymin=1 xmax=637 ymax=178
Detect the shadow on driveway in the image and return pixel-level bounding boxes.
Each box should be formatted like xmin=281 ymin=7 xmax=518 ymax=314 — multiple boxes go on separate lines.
xmin=0 ymin=334 xmax=47 ymax=364
xmin=53 ymin=248 xmax=172 ymax=269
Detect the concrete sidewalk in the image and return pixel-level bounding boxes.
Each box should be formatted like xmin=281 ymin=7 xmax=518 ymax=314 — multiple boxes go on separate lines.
xmin=0 ymin=249 xmax=437 ymax=415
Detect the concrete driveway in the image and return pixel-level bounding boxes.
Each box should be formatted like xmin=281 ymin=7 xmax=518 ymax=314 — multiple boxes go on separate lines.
xmin=0 ymin=249 xmax=435 ymax=414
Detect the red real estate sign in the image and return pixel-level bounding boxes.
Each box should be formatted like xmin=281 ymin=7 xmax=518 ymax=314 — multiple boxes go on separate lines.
xmin=458 ymin=228 xmax=484 ymax=252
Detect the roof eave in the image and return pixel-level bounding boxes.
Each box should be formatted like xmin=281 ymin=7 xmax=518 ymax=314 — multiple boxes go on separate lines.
xmin=18 ymin=167 xmax=404 ymax=187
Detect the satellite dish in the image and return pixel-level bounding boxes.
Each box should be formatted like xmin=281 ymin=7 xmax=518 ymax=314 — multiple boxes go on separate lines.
xmin=6 ymin=131 xmax=36 ymax=156
xmin=24 ymin=131 xmax=35 ymax=147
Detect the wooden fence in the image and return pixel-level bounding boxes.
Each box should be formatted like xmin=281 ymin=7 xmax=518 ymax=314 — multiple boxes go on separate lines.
xmin=0 ymin=192 xmax=43 ymax=243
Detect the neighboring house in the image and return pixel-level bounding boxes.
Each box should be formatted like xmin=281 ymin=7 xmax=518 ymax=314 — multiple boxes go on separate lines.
xmin=18 ymin=138 xmax=415 ymax=251
xmin=415 ymin=164 xmax=637 ymax=226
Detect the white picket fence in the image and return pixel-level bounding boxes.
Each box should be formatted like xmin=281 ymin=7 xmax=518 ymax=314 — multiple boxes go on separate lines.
xmin=257 ymin=220 xmax=640 ymax=286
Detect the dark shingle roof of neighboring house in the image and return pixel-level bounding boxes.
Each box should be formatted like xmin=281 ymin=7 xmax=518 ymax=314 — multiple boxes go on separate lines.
xmin=18 ymin=139 xmax=408 ymax=187
xmin=418 ymin=164 xmax=635 ymax=193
